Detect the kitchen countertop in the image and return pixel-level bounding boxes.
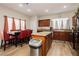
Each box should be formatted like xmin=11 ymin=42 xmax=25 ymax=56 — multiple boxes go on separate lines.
xmin=53 ymin=29 xmax=72 ymax=32
xmin=32 ymin=31 xmax=52 ymax=36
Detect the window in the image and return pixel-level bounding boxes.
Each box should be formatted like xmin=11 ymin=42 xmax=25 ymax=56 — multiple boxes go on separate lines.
xmin=8 ymin=17 xmax=13 ymax=32
xmin=4 ymin=16 xmax=26 ymax=32
xmin=21 ymin=20 xmax=25 ymax=30
xmin=14 ymin=19 xmax=20 ymax=30
xmin=52 ymin=18 xmax=70 ymax=30
xmin=53 ymin=19 xmax=61 ymax=29
xmin=62 ymin=18 xmax=70 ymax=29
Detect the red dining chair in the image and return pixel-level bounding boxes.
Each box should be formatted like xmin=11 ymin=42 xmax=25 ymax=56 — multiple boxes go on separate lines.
xmin=25 ymin=29 xmax=32 ymax=42
xmin=23 ymin=30 xmax=29 ymax=43
xmin=27 ymin=29 xmax=32 ymax=37
xmin=3 ymin=32 xmax=15 ymax=51
xmin=17 ymin=31 xmax=25 ymax=47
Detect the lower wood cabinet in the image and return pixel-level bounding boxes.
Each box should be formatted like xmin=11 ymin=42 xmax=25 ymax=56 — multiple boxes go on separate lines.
xmin=53 ymin=31 xmax=72 ymax=41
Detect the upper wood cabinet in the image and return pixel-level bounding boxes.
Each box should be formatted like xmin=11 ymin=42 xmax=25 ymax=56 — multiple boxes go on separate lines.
xmin=38 ymin=19 xmax=50 ymax=27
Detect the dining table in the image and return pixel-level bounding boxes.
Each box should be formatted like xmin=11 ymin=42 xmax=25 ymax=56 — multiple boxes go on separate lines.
xmin=8 ymin=31 xmax=20 ymax=47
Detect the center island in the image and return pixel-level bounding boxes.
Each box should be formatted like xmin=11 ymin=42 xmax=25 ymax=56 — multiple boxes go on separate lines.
xmin=32 ymin=32 xmax=52 ymax=56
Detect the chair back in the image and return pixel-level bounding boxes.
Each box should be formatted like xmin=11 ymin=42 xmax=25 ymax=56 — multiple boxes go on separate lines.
xmin=18 ymin=31 xmax=25 ymax=39
xmin=26 ymin=29 xmax=32 ymax=37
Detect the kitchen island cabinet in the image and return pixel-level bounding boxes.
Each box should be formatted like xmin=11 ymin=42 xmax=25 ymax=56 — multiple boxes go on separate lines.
xmin=32 ymin=32 xmax=52 ymax=56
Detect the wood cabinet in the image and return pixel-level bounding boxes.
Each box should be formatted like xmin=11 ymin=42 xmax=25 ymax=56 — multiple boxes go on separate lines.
xmin=76 ymin=32 xmax=79 ymax=49
xmin=53 ymin=31 xmax=72 ymax=41
xmin=72 ymin=32 xmax=79 ymax=49
xmin=32 ymin=33 xmax=52 ymax=56
xmin=38 ymin=19 xmax=50 ymax=27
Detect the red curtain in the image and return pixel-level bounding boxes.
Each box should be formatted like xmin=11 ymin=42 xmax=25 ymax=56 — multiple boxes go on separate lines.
xmin=12 ymin=17 xmax=16 ymax=30
xmin=4 ymin=16 xmax=8 ymax=32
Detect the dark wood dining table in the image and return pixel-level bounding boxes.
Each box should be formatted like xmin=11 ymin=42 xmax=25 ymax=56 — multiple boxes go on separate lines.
xmin=8 ymin=31 xmax=20 ymax=47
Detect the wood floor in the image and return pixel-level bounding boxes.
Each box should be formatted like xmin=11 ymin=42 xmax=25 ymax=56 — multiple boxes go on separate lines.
xmin=0 ymin=44 xmax=30 ymax=56
xmin=47 ymin=40 xmax=77 ymax=56
xmin=0 ymin=40 xmax=77 ymax=56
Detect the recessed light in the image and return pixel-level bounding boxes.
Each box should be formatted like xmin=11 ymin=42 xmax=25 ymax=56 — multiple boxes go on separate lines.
xmin=27 ymin=9 xmax=31 ymax=12
xmin=64 ymin=5 xmax=67 ymax=8
xmin=19 ymin=4 xmax=23 ymax=7
xmin=45 ymin=9 xmax=48 ymax=12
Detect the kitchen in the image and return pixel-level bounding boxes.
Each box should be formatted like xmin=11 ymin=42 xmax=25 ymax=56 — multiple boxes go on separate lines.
xmin=0 ymin=3 xmax=79 ymax=56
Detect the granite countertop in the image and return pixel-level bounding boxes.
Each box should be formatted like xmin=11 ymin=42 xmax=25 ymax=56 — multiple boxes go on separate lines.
xmin=32 ymin=31 xmax=52 ymax=36
xmin=53 ymin=29 xmax=72 ymax=32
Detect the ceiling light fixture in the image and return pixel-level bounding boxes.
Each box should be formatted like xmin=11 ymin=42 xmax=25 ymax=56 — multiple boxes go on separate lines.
xmin=64 ymin=5 xmax=67 ymax=8
xmin=19 ymin=4 xmax=23 ymax=7
xmin=27 ymin=9 xmax=31 ymax=12
xmin=25 ymin=3 xmax=30 ymax=6
xmin=45 ymin=9 xmax=48 ymax=12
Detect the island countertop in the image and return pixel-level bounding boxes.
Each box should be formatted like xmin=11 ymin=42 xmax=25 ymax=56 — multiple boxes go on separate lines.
xmin=32 ymin=31 xmax=52 ymax=36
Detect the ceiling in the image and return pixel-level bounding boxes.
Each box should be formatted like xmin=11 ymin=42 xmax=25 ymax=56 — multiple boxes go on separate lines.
xmin=0 ymin=3 xmax=79 ymax=16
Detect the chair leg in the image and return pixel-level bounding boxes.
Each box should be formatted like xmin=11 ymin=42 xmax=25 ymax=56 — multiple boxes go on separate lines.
xmin=1 ymin=40 xmax=3 ymax=48
xmin=10 ymin=39 xmax=13 ymax=46
xmin=8 ymin=40 xmax=11 ymax=45
xmin=28 ymin=37 xmax=30 ymax=42
xmin=25 ymin=37 xmax=30 ymax=44
xmin=15 ymin=39 xmax=17 ymax=47
xmin=12 ymin=39 xmax=15 ymax=45
xmin=20 ymin=39 xmax=23 ymax=47
xmin=4 ymin=41 xmax=6 ymax=51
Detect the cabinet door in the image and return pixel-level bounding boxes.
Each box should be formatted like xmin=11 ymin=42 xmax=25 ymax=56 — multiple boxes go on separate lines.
xmin=55 ymin=32 xmax=59 ymax=40
xmin=59 ymin=32 xmax=63 ymax=40
xmin=59 ymin=32 xmax=68 ymax=41
xmin=66 ymin=32 xmax=69 ymax=41
xmin=53 ymin=31 xmax=59 ymax=40
xmin=53 ymin=32 xmax=56 ymax=39
xmin=53 ymin=32 xmax=55 ymax=39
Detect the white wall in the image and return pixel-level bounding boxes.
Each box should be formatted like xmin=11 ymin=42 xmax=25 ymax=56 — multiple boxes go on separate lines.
xmin=29 ymin=16 xmax=38 ymax=33
xmin=29 ymin=11 xmax=76 ymax=32
xmin=38 ymin=10 xmax=75 ymax=29
xmin=38 ymin=10 xmax=75 ymax=19
xmin=0 ymin=6 xmax=30 ymax=31
xmin=0 ymin=6 xmax=30 ymax=45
